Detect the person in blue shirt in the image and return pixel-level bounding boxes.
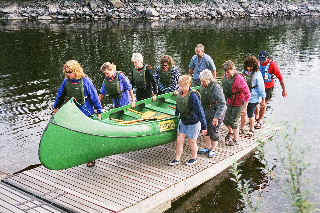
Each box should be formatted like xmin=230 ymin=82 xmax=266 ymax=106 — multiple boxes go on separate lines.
xmin=189 ymin=43 xmax=216 ymax=86
xmin=53 ymin=59 xmax=103 ymax=168
xmin=53 ymin=59 xmax=103 ymax=119
xmin=153 ymin=55 xmax=181 ymax=95
xmin=169 ymin=75 xmax=207 ymax=166
xmin=99 ymin=62 xmax=136 ymax=108
xmin=240 ymin=56 xmax=266 ymax=137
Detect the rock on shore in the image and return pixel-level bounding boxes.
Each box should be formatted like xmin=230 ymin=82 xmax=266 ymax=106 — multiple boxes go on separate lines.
xmin=0 ymin=0 xmax=319 ymax=21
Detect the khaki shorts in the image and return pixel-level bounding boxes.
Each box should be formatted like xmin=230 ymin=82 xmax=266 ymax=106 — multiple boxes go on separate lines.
xmin=223 ymin=105 xmax=242 ymax=129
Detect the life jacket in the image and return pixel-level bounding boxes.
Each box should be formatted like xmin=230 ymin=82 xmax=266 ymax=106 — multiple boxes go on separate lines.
xmin=176 ymin=90 xmax=199 ymax=121
xmin=104 ymin=72 xmax=123 ymax=98
xmin=242 ymin=70 xmax=256 ymax=91
xmin=260 ymin=61 xmax=274 ymax=83
xmin=222 ymin=74 xmax=244 ymax=105
xmin=64 ymin=79 xmax=86 ymax=105
xmin=199 ymin=81 xmax=218 ymax=109
xmin=132 ymin=65 xmax=148 ymax=89
xmin=222 ymin=74 xmax=237 ymax=99
xmin=159 ymin=68 xmax=172 ymax=88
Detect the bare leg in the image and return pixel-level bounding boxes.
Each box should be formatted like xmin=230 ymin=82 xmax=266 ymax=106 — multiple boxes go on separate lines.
xmin=211 ymin=140 xmax=218 ymax=150
xmin=233 ymin=127 xmax=239 ymax=141
xmin=249 ymin=117 xmax=255 ymax=131
xmin=255 ymin=104 xmax=260 ymax=121
xmin=175 ymin=133 xmax=186 ymax=160
xmin=240 ymin=110 xmax=247 ymax=130
xmin=203 ymin=135 xmax=212 ymax=150
xmin=257 ymin=99 xmax=268 ymax=122
xmin=188 ymin=138 xmax=198 ymax=159
xmin=227 ymin=125 xmax=233 ymax=135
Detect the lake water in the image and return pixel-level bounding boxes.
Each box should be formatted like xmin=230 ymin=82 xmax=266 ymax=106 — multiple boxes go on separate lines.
xmin=0 ymin=17 xmax=319 ymax=212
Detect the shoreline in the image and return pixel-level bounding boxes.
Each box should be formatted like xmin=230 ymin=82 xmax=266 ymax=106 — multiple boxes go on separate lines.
xmin=0 ymin=0 xmax=320 ymax=21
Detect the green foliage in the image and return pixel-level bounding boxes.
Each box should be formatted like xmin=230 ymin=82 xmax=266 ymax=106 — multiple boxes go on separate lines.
xmin=230 ymin=123 xmax=318 ymax=212
xmin=230 ymin=161 xmax=263 ymax=213
xmin=278 ymin=125 xmax=318 ymax=213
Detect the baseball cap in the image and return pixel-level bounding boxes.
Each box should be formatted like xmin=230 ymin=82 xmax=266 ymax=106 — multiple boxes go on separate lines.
xmin=258 ymin=50 xmax=269 ymax=61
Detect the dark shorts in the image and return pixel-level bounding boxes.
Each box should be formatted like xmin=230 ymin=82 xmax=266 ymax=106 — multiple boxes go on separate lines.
xmin=247 ymin=102 xmax=259 ymax=118
xmin=207 ymin=118 xmax=222 ymax=141
xmin=223 ymin=105 xmax=242 ymax=129
xmin=265 ymin=87 xmax=274 ymax=101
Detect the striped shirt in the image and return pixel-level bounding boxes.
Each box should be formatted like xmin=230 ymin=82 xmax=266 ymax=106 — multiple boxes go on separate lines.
xmin=153 ymin=66 xmax=181 ymax=95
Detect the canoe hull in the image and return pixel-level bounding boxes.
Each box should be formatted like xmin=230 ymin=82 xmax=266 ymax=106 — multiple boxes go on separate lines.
xmin=39 ymin=93 xmax=178 ymax=170
xmin=39 ymin=123 xmax=177 ymax=170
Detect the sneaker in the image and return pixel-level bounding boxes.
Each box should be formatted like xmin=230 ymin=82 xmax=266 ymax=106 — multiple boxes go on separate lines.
xmin=198 ymin=148 xmax=210 ymax=154
xmin=168 ymin=159 xmax=180 ymax=166
xmin=208 ymin=150 xmax=216 ymax=158
xmin=186 ymin=159 xmax=197 ymax=165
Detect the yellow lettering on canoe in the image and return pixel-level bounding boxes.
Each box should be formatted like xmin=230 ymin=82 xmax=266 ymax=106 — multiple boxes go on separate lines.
xmin=159 ymin=120 xmax=176 ymax=132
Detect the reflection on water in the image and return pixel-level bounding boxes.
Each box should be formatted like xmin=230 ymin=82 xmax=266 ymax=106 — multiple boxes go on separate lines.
xmin=0 ymin=16 xmax=320 ymax=211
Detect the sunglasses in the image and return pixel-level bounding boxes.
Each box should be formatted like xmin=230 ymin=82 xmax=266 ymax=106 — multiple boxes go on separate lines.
xmin=65 ymin=71 xmax=73 ymax=74
xmin=162 ymin=64 xmax=169 ymax=67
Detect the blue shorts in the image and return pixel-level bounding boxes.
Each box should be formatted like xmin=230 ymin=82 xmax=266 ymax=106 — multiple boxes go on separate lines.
xmin=178 ymin=120 xmax=201 ymax=140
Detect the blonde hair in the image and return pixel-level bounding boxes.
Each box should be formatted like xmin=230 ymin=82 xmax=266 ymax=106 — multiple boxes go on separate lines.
xmin=63 ymin=60 xmax=86 ymax=79
xmin=199 ymin=69 xmax=215 ymax=82
xmin=178 ymin=75 xmax=192 ymax=86
xmin=223 ymin=60 xmax=235 ymax=71
xmin=100 ymin=62 xmax=116 ymax=73
xmin=131 ymin=53 xmax=143 ymax=63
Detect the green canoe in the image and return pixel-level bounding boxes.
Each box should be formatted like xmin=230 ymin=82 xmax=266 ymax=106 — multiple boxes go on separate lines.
xmin=39 ymin=92 xmax=179 ymax=170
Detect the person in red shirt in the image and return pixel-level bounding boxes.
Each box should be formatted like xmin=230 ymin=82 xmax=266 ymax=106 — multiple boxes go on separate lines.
xmin=222 ymin=60 xmax=251 ymax=145
xmin=255 ymin=51 xmax=288 ymax=128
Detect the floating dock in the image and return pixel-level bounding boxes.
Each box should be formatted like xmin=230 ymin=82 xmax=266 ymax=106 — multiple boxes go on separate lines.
xmin=1 ymin=125 xmax=277 ymax=213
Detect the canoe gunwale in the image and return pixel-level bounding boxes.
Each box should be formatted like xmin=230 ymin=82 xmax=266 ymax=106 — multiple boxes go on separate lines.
xmin=48 ymin=121 xmax=177 ymax=138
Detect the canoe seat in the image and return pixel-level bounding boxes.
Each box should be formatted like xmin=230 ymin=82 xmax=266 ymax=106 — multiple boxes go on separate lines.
xmin=124 ymin=110 xmax=142 ymax=119
xmin=165 ymin=98 xmax=176 ymax=105
xmin=145 ymin=104 xmax=175 ymax=116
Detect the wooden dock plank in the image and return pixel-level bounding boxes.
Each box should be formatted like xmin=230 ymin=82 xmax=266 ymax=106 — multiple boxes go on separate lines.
xmin=22 ymin=169 xmax=127 ymax=211
xmin=35 ymin=166 xmax=147 ymax=201
xmin=1 ymin=124 xmax=280 ymax=213
xmin=0 ymin=183 xmax=64 ymax=213
xmin=0 ymin=183 xmax=31 ymax=204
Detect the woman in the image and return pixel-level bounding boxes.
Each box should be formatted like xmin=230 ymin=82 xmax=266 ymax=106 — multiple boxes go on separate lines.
xmin=198 ymin=69 xmax=226 ymax=158
xmin=222 ymin=60 xmax=250 ymax=146
xmin=131 ymin=53 xmax=157 ymax=101
xmin=153 ymin=55 xmax=180 ymax=95
xmin=240 ymin=56 xmax=266 ymax=137
xmin=169 ymin=75 xmax=207 ymax=166
xmin=99 ymin=62 xmax=136 ymax=108
xmin=53 ymin=59 xmax=103 ymax=167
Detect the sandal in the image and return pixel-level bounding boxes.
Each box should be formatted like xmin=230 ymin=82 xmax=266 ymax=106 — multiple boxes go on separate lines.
xmin=87 ymin=161 xmax=95 ymax=168
xmin=254 ymin=121 xmax=263 ymax=129
xmin=225 ymin=132 xmax=233 ymax=142
xmin=239 ymin=129 xmax=246 ymax=136
xmin=226 ymin=139 xmax=238 ymax=146
xmin=246 ymin=130 xmax=254 ymax=138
